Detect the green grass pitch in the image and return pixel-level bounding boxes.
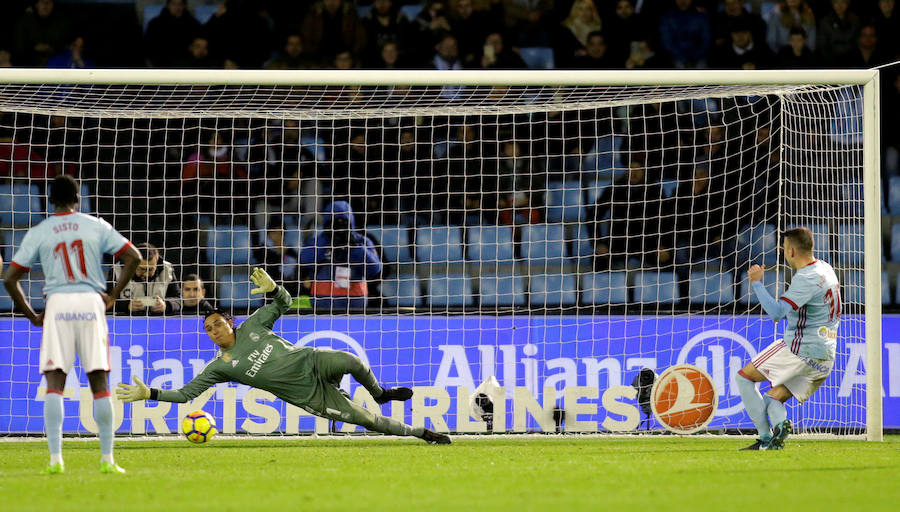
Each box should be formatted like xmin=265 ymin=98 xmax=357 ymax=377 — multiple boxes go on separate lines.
xmin=2 ymin=436 xmax=898 ymax=511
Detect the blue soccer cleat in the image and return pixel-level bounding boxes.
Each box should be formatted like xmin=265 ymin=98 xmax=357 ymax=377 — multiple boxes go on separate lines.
xmin=768 ymin=419 xmax=793 ymax=450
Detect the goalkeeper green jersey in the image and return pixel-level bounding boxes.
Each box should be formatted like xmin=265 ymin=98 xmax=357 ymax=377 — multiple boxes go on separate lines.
xmin=155 ymin=286 xmax=324 ymax=413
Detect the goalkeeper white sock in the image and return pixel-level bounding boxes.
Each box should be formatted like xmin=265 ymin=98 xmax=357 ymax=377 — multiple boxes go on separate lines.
xmin=764 ymin=395 xmax=787 ymax=429
xmin=93 ymin=393 xmax=115 ymax=464
xmin=736 ymin=372 xmax=772 ymax=440
xmin=44 ymin=391 xmax=64 ymax=466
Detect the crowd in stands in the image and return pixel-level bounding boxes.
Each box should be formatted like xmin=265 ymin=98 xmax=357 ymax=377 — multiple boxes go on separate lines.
xmin=0 ymin=0 xmax=897 ymax=71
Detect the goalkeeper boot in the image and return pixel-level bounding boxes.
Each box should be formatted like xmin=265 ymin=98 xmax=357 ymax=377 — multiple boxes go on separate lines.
xmin=769 ymin=419 xmax=792 ymax=450
xmin=41 ymin=462 xmax=65 ymax=475
xmin=422 ymin=429 xmax=452 ymax=445
xmin=100 ymin=462 xmax=126 ymax=474
xmin=375 ymin=387 xmax=413 ymax=405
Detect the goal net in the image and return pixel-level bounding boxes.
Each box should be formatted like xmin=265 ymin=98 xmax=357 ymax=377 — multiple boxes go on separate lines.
xmin=0 ymin=70 xmax=882 ymax=438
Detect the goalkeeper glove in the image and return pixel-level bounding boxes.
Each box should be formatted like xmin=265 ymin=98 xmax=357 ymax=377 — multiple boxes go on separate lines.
xmin=116 ymin=376 xmax=150 ymax=402
xmin=250 ymin=267 xmax=277 ymax=295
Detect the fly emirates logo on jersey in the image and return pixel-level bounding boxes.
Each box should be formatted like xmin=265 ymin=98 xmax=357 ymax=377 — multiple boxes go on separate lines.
xmin=245 ymin=344 xmax=274 ymax=378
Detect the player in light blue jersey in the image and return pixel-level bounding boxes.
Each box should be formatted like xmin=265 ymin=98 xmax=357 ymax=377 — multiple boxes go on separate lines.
xmin=737 ymin=227 xmax=841 ymax=451
xmin=3 ymin=175 xmax=142 ymax=474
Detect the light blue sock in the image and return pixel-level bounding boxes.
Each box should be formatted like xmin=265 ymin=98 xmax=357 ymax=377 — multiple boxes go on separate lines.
xmin=765 ymin=395 xmax=787 ymax=429
xmin=93 ymin=396 xmax=115 ymax=462
xmin=44 ymin=392 xmax=64 ymax=463
xmin=736 ymin=374 xmax=772 ymax=440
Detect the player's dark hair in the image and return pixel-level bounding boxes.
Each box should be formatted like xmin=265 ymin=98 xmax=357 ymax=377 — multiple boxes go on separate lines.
xmin=783 ymin=227 xmax=814 ymax=253
xmin=204 ymin=308 xmax=232 ymax=323
xmin=137 ymin=242 xmax=159 ymax=261
xmin=184 ymin=273 xmax=202 ymax=283
xmin=789 ymin=26 xmax=808 ymax=39
xmin=48 ymin=175 xmax=79 ymax=208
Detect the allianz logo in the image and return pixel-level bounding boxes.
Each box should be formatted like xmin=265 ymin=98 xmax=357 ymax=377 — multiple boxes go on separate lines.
xmin=38 ymin=329 xmax=879 ymax=406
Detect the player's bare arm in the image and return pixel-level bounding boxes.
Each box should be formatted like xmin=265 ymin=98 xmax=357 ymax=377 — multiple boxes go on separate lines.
xmin=108 ymin=245 xmax=142 ymax=310
xmin=3 ymin=263 xmax=43 ymax=327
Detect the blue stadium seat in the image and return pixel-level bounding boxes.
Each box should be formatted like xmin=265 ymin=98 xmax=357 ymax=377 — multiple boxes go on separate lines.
xmin=381 ymin=274 xmax=421 ymax=307
xmin=427 ymin=274 xmax=474 ymax=307
xmin=786 ymin=223 xmax=830 ymax=259
xmin=661 ymin=180 xmax=678 ymax=199
xmin=688 ymin=272 xmax=735 ymax=304
xmin=842 ymin=270 xmax=891 ymax=305
xmin=20 ymin=278 xmax=45 ymax=310
xmin=573 ymin=223 xmax=595 ymax=263
xmin=738 ymin=271 xmax=781 ymax=305
xmin=521 ymin=224 xmax=567 ymax=265
xmin=144 ymin=5 xmax=216 ymax=33
xmin=835 ymin=224 xmax=864 ymax=266
xmin=528 ymin=274 xmax=578 ymax=307
xmin=399 ymin=4 xmax=425 ymax=20
xmin=218 ymin=274 xmax=265 ymax=310
xmin=885 ymin=272 xmax=892 ymax=305
xmin=889 ymin=177 xmax=900 ymax=214
xmin=479 ymin=274 xmax=526 ymax=307
xmin=842 ymin=183 xmax=864 ymax=217
xmin=2 ymin=229 xmax=28 ymax=263
xmin=518 ymin=47 xmax=555 ymax=69
xmin=583 ymin=135 xmax=625 ymax=184
xmin=891 ymin=224 xmax=900 ymax=262
xmin=368 ymin=225 xmax=413 ymax=263
xmin=416 ymin=226 xmax=463 ymax=263
xmin=585 ymin=181 xmax=609 ymax=205
xmin=281 ymin=227 xmax=302 ymax=250
xmin=206 ymin=225 xmax=255 ymax=266
xmin=634 ymin=272 xmax=680 ymax=303
xmin=546 ymin=181 xmax=585 ymax=222
xmin=0 ymin=287 xmax=11 ymax=311
xmin=466 ymin=225 xmax=514 ymax=262
xmin=143 ymin=5 xmax=162 ymax=33
xmin=0 ymin=184 xmax=42 ymax=227
xmin=80 ymin=184 xmax=92 ymax=214
xmin=301 ymin=134 xmax=327 ymax=161
xmin=896 ymin=274 xmax=900 ymax=306
xmin=581 ymin=271 xmax=628 ymax=305
xmin=737 ymin=224 xmax=778 ymax=266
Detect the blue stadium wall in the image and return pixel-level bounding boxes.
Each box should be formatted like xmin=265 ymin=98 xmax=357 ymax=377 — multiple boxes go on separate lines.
xmin=1 ymin=315 xmax=898 ymax=433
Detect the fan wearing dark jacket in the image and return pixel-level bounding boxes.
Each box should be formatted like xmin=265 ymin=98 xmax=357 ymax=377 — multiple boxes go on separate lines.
xmin=299 ymin=201 xmax=382 ymax=310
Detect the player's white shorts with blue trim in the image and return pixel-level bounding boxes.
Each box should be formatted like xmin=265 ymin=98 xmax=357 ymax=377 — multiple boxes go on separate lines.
xmin=751 ymin=339 xmax=833 ymax=403
xmin=40 ymin=292 xmax=110 ymax=374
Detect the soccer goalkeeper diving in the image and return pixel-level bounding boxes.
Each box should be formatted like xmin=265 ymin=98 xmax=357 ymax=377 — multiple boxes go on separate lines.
xmin=117 ymin=268 xmax=451 ymax=444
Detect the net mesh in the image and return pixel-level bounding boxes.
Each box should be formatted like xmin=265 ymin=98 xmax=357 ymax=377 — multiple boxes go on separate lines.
xmin=0 ymin=80 xmax=868 ymax=436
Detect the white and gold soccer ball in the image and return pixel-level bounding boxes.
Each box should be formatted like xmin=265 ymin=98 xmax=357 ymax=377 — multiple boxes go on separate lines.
xmin=182 ymin=410 xmax=217 ymax=444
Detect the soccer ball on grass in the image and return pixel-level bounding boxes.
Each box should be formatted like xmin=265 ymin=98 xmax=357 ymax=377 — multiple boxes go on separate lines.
xmin=182 ymin=410 xmax=217 ymax=443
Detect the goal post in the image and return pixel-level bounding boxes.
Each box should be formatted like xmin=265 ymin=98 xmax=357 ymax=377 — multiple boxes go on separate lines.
xmin=0 ymin=68 xmax=883 ymax=440
xmin=862 ymin=75 xmax=882 ymax=442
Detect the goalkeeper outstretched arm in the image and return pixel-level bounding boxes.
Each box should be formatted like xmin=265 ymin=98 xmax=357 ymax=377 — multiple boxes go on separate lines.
xmin=117 ymin=365 xmax=225 ymax=404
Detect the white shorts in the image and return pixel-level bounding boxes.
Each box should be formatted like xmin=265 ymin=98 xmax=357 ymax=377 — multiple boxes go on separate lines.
xmin=40 ymin=292 xmax=110 ymax=375
xmin=751 ymin=339 xmax=833 ymax=403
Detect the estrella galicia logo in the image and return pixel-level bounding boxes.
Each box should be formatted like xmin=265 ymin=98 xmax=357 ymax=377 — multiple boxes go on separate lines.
xmin=676 ymin=329 xmax=759 ymax=417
